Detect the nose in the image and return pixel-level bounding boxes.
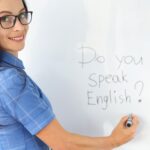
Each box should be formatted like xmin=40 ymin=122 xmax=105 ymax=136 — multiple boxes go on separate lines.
xmin=12 ymin=18 xmax=24 ymax=31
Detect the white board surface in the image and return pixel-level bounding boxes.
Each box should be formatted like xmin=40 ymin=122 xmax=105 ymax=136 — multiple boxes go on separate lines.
xmin=21 ymin=0 xmax=150 ymax=149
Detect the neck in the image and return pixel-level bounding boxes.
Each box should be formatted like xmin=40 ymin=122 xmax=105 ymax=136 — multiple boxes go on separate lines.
xmin=0 ymin=47 xmax=19 ymax=58
xmin=5 ymin=50 xmax=18 ymax=58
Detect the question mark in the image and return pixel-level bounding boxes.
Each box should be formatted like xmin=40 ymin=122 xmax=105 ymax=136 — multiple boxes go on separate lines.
xmin=134 ymin=81 xmax=144 ymax=102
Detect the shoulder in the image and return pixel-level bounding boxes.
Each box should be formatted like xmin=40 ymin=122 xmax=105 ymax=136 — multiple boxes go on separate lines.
xmin=0 ymin=67 xmax=27 ymax=97
xmin=0 ymin=67 xmax=25 ymax=83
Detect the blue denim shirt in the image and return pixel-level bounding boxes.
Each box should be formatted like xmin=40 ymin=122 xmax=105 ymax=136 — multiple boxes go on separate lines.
xmin=0 ymin=50 xmax=55 ymax=150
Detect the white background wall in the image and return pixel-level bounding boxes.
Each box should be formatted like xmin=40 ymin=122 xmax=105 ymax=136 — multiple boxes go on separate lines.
xmin=20 ymin=0 xmax=150 ymax=149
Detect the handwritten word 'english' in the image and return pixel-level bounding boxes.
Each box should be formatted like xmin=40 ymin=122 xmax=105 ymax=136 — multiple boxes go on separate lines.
xmin=79 ymin=46 xmax=143 ymax=69
xmin=87 ymin=89 xmax=131 ymax=110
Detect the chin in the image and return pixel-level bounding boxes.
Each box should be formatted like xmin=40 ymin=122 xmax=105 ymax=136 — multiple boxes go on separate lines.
xmin=11 ymin=43 xmax=25 ymax=51
xmin=4 ymin=45 xmax=24 ymax=55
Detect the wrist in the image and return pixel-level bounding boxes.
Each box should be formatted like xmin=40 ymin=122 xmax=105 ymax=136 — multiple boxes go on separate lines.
xmin=107 ymin=135 xmax=119 ymax=148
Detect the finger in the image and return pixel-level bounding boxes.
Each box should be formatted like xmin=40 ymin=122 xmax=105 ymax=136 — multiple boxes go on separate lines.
xmin=120 ymin=116 xmax=128 ymax=125
xmin=132 ymin=115 xmax=139 ymax=122
xmin=121 ymin=116 xmax=128 ymax=122
xmin=132 ymin=118 xmax=140 ymax=128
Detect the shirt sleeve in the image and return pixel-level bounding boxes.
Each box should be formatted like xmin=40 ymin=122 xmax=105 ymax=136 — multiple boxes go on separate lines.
xmin=0 ymin=68 xmax=56 ymax=135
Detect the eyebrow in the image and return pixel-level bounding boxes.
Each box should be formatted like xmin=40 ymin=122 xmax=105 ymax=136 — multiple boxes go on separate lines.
xmin=0 ymin=8 xmax=25 ymax=15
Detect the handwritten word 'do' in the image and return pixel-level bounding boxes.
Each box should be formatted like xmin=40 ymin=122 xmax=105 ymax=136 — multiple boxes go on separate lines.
xmin=78 ymin=46 xmax=105 ymax=68
xmin=87 ymin=89 xmax=131 ymax=110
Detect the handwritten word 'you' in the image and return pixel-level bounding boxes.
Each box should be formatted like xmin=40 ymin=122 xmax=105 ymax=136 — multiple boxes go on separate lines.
xmin=78 ymin=46 xmax=143 ymax=69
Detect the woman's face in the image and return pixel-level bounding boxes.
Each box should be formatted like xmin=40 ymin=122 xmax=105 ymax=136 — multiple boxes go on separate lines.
xmin=0 ymin=0 xmax=29 ymax=56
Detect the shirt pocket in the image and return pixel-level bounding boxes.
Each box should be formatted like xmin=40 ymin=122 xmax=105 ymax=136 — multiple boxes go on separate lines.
xmin=28 ymin=79 xmax=49 ymax=108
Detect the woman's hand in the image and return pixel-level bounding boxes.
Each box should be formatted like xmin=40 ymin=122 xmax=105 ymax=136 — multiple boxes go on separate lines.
xmin=109 ymin=115 xmax=139 ymax=148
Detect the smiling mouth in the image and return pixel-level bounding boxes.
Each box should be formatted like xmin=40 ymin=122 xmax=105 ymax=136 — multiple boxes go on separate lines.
xmin=8 ymin=36 xmax=24 ymax=42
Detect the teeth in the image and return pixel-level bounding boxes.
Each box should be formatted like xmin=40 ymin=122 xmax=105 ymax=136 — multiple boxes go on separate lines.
xmin=9 ymin=36 xmax=24 ymax=41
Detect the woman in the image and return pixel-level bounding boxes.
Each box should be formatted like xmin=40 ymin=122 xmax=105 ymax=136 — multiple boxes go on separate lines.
xmin=0 ymin=0 xmax=139 ymax=150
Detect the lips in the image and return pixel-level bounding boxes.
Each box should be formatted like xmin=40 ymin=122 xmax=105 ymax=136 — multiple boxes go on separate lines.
xmin=8 ymin=35 xmax=24 ymax=42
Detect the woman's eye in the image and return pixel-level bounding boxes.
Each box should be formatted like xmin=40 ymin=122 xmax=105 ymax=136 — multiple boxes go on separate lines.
xmin=1 ymin=16 xmax=10 ymax=22
xmin=20 ymin=13 xmax=27 ymax=19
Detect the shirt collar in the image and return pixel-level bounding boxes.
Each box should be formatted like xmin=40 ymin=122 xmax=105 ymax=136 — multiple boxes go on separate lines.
xmin=0 ymin=50 xmax=25 ymax=69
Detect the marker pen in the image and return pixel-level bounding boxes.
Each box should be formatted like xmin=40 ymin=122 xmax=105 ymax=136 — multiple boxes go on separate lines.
xmin=125 ymin=114 xmax=133 ymax=128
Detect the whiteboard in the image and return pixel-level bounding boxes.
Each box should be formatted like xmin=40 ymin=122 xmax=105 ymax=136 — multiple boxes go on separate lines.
xmin=20 ymin=0 xmax=150 ymax=149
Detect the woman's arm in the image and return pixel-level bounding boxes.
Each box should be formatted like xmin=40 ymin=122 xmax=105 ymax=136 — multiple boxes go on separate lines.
xmin=36 ymin=116 xmax=139 ymax=150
